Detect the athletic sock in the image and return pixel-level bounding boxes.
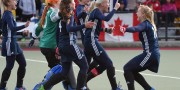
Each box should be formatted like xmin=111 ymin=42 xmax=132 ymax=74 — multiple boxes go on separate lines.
xmin=107 ymin=67 xmax=117 ymax=90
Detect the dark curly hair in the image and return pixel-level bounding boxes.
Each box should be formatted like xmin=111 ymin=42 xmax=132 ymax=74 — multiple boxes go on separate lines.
xmin=60 ymin=0 xmax=74 ymax=21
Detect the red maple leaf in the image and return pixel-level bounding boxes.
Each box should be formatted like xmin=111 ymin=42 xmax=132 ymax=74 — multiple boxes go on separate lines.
xmin=107 ymin=22 xmax=114 ymax=28
xmin=112 ymin=17 xmax=128 ymax=36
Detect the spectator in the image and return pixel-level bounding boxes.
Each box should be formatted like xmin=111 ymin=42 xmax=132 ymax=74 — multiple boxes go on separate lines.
xmin=0 ymin=0 xmax=30 ymax=89
xmin=127 ymin=0 xmax=137 ymax=11
xmin=117 ymin=0 xmax=128 ymax=12
xmin=144 ymin=0 xmax=161 ymax=27
xmin=18 ymin=0 xmax=36 ymax=22
xmin=174 ymin=0 xmax=180 ymax=16
xmin=175 ymin=0 xmax=180 ymax=10
xmin=162 ymin=0 xmax=177 ymax=26
xmin=16 ymin=0 xmax=22 ymax=21
xmin=144 ymin=0 xmax=161 ymax=12
xmin=134 ymin=1 xmax=143 ymax=12
xmin=114 ymin=0 xmax=127 ymax=9
xmin=35 ymin=0 xmax=42 ymax=18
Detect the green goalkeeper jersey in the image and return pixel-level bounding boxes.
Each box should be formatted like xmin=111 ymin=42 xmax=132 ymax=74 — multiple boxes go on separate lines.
xmin=35 ymin=7 xmax=60 ymax=49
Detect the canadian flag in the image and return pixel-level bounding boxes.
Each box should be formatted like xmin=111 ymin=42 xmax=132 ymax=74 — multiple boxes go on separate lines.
xmin=99 ymin=13 xmax=139 ymax=42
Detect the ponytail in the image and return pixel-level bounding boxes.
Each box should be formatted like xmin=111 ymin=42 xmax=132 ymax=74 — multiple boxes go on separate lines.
xmin=40 ymin=0 xmax=59 ymax=28
xmin=88 ymin=1 xmax=96 ymax=13
xmin=1 ymin=0 xmax=8 ymax=18
xmin=40 ymin=5 xmax=50 ymax=28
xmin=149 ymin=10 xmax=157 ymax=32
xmin=140 ymin=5 xmax=157 ymax=32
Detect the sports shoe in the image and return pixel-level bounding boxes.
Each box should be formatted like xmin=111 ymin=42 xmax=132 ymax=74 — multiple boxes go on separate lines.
xmin=115 ymin=87 xmax=123 ymax=90
xmin=38 ymin=85 xmax=45 ymax=90
xmin=33 ymin=84 xmax=45 ymax=90
xmin=151 ymin=87 xmax=155 ymax=90
xmin=114 ymin=81 xmax=123 ymax=90
xmin=0 ymin=88 xmax=7 ymax=90
xmin=33 ymin=83 xmax=42 ymax=90
xmin=15 ymin=87 xmax=26 ymax=90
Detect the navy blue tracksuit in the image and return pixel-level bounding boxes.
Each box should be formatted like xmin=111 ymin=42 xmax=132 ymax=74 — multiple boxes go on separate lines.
xmin=0 ymin=10 xmax=26 ymax=89
xmin=84 ymin=8 xmax=119 ymax=90
xmin=124 ymin=20 xmax=160 ymax=73
xmin=43 ymin=16 xmax=88 ymax=90
xmin=123 ymin=20 xmax=160 ymax=90
xmin=76 ymin=4 xmax=102 ymax=75
xmin=84 ymin=8 xmax=116 ymax=69
xmin=84 ymin=8 xmax=117 ymax=67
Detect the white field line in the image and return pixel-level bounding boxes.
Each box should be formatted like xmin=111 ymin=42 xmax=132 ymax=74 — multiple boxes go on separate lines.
xmin=0 ymin=56 xmax=180 ymax=80
xmin=115 ymin=70 xmax=180 ymax=80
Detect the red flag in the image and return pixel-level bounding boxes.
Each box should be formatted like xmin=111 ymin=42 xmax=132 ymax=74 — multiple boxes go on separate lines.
xmin=113 ymin=17 xmax=128 ymax=36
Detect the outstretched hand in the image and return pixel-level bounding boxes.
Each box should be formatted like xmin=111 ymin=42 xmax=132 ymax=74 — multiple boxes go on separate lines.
xmin=120 ymin=26 xmax=126 ymax=35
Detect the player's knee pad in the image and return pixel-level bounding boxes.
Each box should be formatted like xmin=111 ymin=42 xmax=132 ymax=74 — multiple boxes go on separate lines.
xmin=43 ymin=64 xmax=62 ymax=83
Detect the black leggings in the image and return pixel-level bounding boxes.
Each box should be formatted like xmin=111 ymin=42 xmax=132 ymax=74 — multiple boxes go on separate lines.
xmin=0 ymin=53 xmax=26 ymax=89
xmin=40 ymin=48 xmax=59 ymax=68
xmin=123 ymin=63 xmax=152 ymax=90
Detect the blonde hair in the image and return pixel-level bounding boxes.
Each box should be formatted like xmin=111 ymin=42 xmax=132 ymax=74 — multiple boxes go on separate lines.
xmin=86 ymin=0 xmax=105 ymax=13
xmin=85 ymin=0 xmax=106 ymax=23
xmin=88 ymin=1 xmax=96 ymax=13
xmin=139 ymin=5 xmax=157 ymax=31
xmin=84 ymin=0 xmax=102 ymax=23
xmin=88 ymin=0 xmax=105 ymax=12
xmin=1 ymin=0 xmax=8 ymax=18
xmin=96 ymin=0 xmax=104 ymax=7
xmin=96 ymin=0 xmax=103 ymax=4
